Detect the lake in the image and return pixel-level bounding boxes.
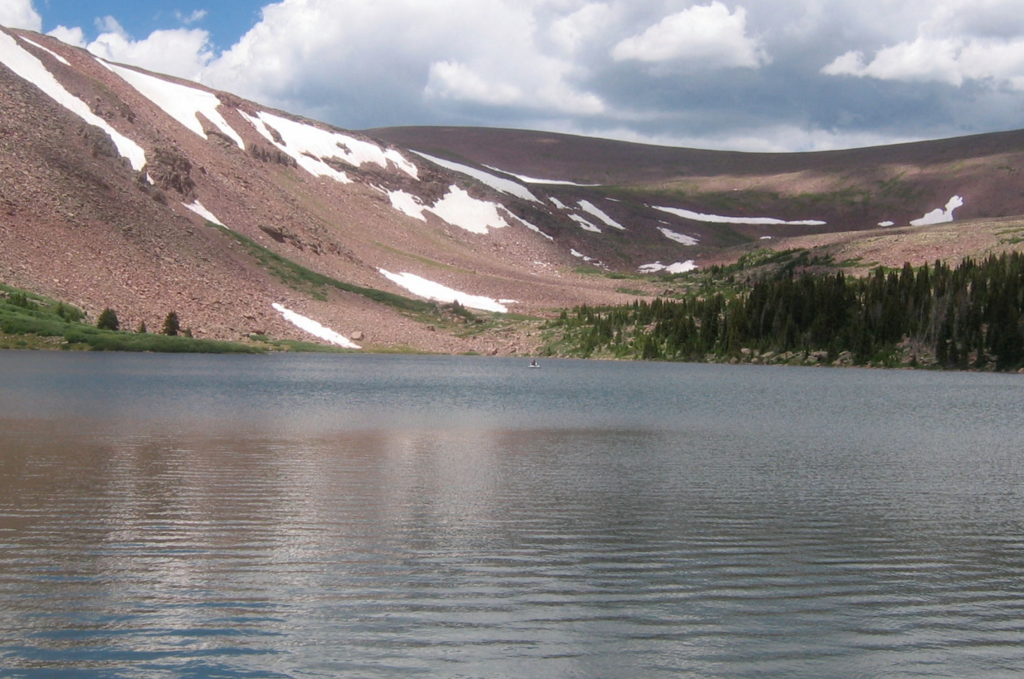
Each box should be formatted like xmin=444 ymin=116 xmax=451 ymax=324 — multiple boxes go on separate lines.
xmin=2 ymin=351 xmax=1024 ymax=678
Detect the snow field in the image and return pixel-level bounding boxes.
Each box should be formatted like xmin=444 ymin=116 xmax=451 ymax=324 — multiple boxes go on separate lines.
xmin=911 ymin=196 xmax=964 ymax=226
xmin=386 ymin=186 xmax=511 ymax=234
xmin=241 ymin=110 xmax=417 ymax=183
xmin=378 ymin=269 xmax=509 ymax=313
xmin=639 ymin=261 xmax=698 ymax=274
xmin=652 ymin=204 xmax=826 ymax=226
xmin=578 ymin=200 xmax=626 ymax=230
xmin=0 ymin=31 xmax=146 ymax=171
xmin=184 ymin=200 xmax=225 ymax=227
xmin=658 ymin=227 xmax=699 ymax=245
xmin=416 ymin=152 xmax=539 ymax=203
xmin=272 ymin=303 xmax=361 ymax=349
xmin=102 ymin=61 xmax=245 ymax=149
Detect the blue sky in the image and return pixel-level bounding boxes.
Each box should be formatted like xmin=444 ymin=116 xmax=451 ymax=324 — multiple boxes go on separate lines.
xmin=34 ymin=1 xmax=264 ymax=50
xmin=6 ymin=0 xmax=1024 ymax=153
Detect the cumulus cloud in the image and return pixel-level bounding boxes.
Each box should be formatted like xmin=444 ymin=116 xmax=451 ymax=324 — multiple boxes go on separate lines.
xmin=0 ymin=0 xmax=42 ymax=31
xmin=19 ymin=0 xmax=1024 ymax=152
xmin=0 ymin=0 xmax=40 ymax=31
xmin=47 ymin=15 xmax=214 ymax=80
xmin=204 ymin=0 xmax=605 ymax=122
xmin=612 ymin=2 xmax=767 ymax=68
xmin=822 ymin=1 xmax=1024 ymax=90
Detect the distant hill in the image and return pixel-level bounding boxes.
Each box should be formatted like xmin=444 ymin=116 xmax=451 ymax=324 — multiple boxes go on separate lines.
xmin=2 ymin=24 xmax=1023 ymax=354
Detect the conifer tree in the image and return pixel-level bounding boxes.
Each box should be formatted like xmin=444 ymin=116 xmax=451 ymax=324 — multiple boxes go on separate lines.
xmin=96 ymin=308 xmax=119 ymax=331
xmin=162 ymin=311 xmax=180 ymax=336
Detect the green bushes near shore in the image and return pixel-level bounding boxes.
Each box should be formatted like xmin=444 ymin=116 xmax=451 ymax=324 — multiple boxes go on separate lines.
xmin=0 ymin=285 xmax=259 ymax=354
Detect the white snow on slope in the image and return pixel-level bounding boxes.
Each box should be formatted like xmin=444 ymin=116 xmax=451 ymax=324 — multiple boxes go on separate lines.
xmin=103 ymin=61 xmax=245 ymax=150
xmin=184 ymin=200 xmax=224 ymax=226
xmin=485 ymin=166 xmax=601 ymax=187
xmin=378 ymin=269 xmax=508 ymax=313
xmin=0 ymin=31 xmax=146 ymax=171
xmin=578 ymin=200 xmax=625 ymax=230
xmin=504 ymin=210 xmax=553 ymax=240
xmin=388 ymin=189 xmax=426 ymax=220
xmin=242 ymin=110 xmax=417 ymax=183
xmin=272 ymin=303 xmax=361 ymax=349
xmin=549 ymin=197 xmax=571 ymax=210
xmin=878 ymin=221 xmax=895 ymax=227
xmin=20 ymin=37 xmax=69 ymax=65
xmin=639 ymin=261 xmax=698 ymax=274
xmin=386 ymin=186 xmax=511 ymax=234
xmin=571 ymin=249 xmax=596 ymax=262
xmin=415 ymin=152 xmax=539 ymax=203
xmin=652 ymin=205 xmax=826 ymax=226
xmin=569 ymin=214 xmax=601 ymax=232
xmin=911 ymin=196 xmax=964 ymax=226
xmin=430 ymin=186 xmax=512 ymax=234
xmin=658 ymin=227 xmax=699 ymax=245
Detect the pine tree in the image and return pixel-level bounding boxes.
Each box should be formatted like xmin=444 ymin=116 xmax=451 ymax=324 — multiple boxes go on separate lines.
xmin=96 ymin=308 xmax=120 ymax=331
xmin=162 ymin=311 xmax=180 ymax=336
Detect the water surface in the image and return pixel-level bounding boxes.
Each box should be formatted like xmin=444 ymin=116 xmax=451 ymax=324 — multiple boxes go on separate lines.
xmin=2 ymin=352 xmax=1023 ymax=678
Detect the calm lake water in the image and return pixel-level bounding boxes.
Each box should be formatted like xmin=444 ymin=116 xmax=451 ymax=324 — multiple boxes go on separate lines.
xmin=2 ymin=351 xmax=1024 ymax=678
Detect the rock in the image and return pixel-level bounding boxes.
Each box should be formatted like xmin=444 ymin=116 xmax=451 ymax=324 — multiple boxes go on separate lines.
xmin=352 ymin=331 xmax=364 ymax=341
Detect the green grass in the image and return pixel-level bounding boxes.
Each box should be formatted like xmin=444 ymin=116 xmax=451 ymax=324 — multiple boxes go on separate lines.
xmin=0 ymin=285 xmax=260 ymax=354
xmin=215 ymin=223 xmax=437 ymax=313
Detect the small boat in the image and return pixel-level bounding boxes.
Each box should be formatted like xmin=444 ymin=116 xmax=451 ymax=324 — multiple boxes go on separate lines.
xmin=528 ymin=360 xmax=540 ymax=369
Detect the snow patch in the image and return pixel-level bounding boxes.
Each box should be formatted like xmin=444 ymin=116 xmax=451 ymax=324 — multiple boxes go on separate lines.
xmin=378 ymin=269 xmax=508 ymax=313
xmin=0 ymin=32 xmax=146 ymax=171
xmin=387 ymin=190 xmax=427 ymax=221
xmin=241 ymin=110 xmax=417 ymax=183
xmin=549 ymin=197 xmax=571 ymax=210
xmin=653 ymin=205 xmax=826 ymax=226
xmin=272 ymin=303 xmax=361 ymax=349
xmin=386 ymin=186 xmax=510 ymax=234
xmin=910 ymin=196 xmax=963 ymax=226
xmin=103 ymin=61 xmax=245 ymax=149
xmin=878 ymin=221 xmax=895 ymax=227
xmin=428 ymin=186 xmax=511 ymax=234
xmin=578 ymin=200 xmax=625 ymax=230
xmin=183 ymin=200 xmax=224 ymax=226
xmin=658 ymin=227 xmax=699 ymax=245
xmin=571 ymin=249 xmax=596 ymax=262
xmin=19 ymin=37 xmax=69 ymax=65
xmin=569 ymin=214 xmax=601 ymax=232
xmin=639 ymin=261 xmax=698 ymax=274
xmin=484 ymin=166 xmax=601 ymax=186
xmin=415 ymin=152 xmax=539 ymax=203
xmin=502 ymin=209 xmax=553 ymax=240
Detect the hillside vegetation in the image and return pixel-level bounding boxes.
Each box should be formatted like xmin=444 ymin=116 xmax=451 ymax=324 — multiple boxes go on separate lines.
xmin=542 ymin=252 xmax=1024 ymax=372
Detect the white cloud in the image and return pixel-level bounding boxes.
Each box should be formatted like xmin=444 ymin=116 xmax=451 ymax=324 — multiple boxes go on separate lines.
xmin=175 ymin=10 xmax=208 ymax=26
xmin=548 ymin=3 xmax=616 ymax=55
xmin=612 ymin=2 xmax=767 ymax=68
xmin=204 ymin=0 xmax=605 ymax=120
xmin=0 ymin=0 xmax=41 ymax=32
xmin=47 ymin=26 xmax=87 ymax=48
xmin=80 ymin=17 xmax=214 ymax=80
xmin=822 ymin=1 xmax=1024 ymax=90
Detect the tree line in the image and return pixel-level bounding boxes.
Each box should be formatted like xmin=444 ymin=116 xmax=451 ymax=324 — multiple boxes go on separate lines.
xmin=547 ymin=253 xmax=1024 ymax=371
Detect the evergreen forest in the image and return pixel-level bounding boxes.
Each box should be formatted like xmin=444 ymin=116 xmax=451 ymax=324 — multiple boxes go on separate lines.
xmin=543 ymin=252 xmax=1024 ymax=371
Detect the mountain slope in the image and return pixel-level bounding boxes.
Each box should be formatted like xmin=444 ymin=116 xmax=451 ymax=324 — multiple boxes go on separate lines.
xmin=0 ymin=27 xmax=655 ymax=354
xmin=3 ymin=25 xmax=1024 ymax=353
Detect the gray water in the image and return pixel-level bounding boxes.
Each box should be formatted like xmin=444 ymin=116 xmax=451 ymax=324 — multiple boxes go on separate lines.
xmin=2 ymin=351 xmax=1024 ymax=678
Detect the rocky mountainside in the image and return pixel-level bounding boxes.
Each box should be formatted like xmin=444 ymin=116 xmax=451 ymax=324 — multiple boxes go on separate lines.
xmin=3 ymin=25 xmax=1024 ymax=353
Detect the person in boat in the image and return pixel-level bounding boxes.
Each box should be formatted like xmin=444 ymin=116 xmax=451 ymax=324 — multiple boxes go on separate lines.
xmin=530 ymin=359 xmax=539 ymax=368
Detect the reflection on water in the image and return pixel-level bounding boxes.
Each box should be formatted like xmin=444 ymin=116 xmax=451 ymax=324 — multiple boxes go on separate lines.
xmin=2 ymin=352 xmax=1024 ymax=677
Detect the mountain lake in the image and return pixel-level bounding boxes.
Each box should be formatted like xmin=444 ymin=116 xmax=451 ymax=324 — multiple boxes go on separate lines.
xmin=2 ymin=350 xmax=1024 ymax=678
